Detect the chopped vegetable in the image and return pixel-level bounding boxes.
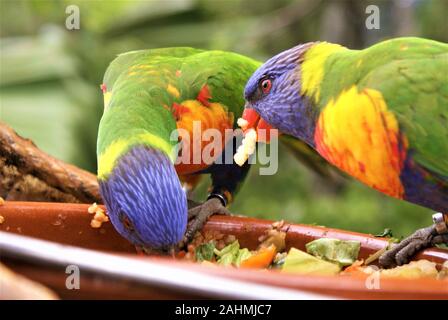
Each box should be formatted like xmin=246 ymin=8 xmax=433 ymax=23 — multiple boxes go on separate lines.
xmin=438 ymin=261 xmax=448 ymax=280
xmin=214 ymin=240 xmax=241 ymax=266
xmin=340 ymin=260 xmax=367 ymax=277
xmin=195 ymin=241 xmax=216 ymax=262
xmin=0 ymin=215 xmax=4 ymax=224
xmin=364 ymin=246 xmax=387 ymax=265
xmin=379 ymin=260 xmax=438 ymax=279
xmin=306 ymin=238 xmax=360 ymax=266
xmin=343 ymin=259 xmax=440 ymax=280
xmin=183 ymin=230 xmax=447 ymax=281
xmin=282 ymin=248 xmax=341 ymax=275
xmin=374 ymin=228 xmax=394 ymax=237
xmin=0 ymin=197 xmax=4 ymax=205
xmin=240 ymin=244 xmax=277 ymax=269
xmin=176 ymin=250 xmax=187 ymax=259
xmin=214 ymin=240 xmax=239 ymax=257
xmin=217 ymin=252 xmax=236 ymax=266
xmin=234 ymin=248 xmax=252 ymax=267
xmin=259 ymin=229 xmax=286 ymax=252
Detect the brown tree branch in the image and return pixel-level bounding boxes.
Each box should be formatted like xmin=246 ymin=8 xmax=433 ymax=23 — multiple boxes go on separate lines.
xmin=0 ymin=122 xmax=101 ymax=203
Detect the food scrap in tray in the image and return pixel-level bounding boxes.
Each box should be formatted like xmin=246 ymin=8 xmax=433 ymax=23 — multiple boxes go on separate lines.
xmin=179 ymin=221 xmax=448 ymax=280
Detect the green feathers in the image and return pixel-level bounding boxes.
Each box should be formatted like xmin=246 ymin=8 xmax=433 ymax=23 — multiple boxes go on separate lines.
xmin=313 ymin=37 xmax=448 ymax=177
xmin=97 ymin=47 xmax=260 ymax=180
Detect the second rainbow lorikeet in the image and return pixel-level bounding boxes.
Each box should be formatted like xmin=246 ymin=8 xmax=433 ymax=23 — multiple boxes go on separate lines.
xmin=96 ymin=48 xmax=335 ymax=254
xmin=241 ymin=37 xmax=448 ymax=267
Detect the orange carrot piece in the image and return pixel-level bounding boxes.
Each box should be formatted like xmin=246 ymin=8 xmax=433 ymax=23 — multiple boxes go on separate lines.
xmin=176 ymin=250 xmax=187 ymax=259
xmin=240 ymin=244 xmax=277 ymax=269
xmin=340 ymin=260 xmax=367 ymax=277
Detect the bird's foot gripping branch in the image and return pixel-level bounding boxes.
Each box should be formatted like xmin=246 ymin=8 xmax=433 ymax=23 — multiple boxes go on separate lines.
xmin=379 ymin=212 xmax=448 ymax=268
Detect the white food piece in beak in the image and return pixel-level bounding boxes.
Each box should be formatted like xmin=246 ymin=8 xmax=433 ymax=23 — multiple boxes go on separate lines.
xmin=245 ymin=128 xmax=257 ymax=141
xmin=233 ymin=151 xmax=247 ymax=167
xmin=237 ymin=118 xmax=249 ymax=131
xmin=234 ymin=128 xmax=257 ymax=166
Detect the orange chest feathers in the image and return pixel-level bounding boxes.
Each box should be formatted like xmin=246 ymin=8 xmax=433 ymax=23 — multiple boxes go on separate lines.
xmin=172 ymin=99 xmax=234 ymax=175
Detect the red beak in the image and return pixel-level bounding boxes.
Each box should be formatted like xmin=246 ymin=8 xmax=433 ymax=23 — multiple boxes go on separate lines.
xmin=241 ymin=108 xmax=278 ymax=143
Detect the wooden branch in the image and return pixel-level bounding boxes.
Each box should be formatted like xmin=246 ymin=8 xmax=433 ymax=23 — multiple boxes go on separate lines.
xmin=0 ymin=122 xmax=101 ymax=203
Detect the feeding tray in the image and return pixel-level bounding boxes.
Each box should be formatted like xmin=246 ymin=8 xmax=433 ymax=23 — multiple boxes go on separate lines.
xmin=0 ymin=201 xmax=447 ymax=299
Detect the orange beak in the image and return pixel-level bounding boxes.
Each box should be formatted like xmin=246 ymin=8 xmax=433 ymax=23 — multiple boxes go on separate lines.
xmin=241 ymin=108 xmax=278 ymax=143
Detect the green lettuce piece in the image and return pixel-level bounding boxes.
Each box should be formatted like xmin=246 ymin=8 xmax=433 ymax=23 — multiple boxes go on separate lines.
xmin=213 ymin=241 xmax=253 ymax=267
xmin=217 ymin=252 xmax=235 ymax=266
xmin=282 ymin=248 xmax=341 ymax=275
xmin=374 ymin=228 xmax=394 ymax=237
xmin=214 ymin=240 xmax=239 ymax=256
xmin=234 ymin=248 xmax=252 ymax=267
xmin=215 ymin=241 xmax=240 ymax=266
xmin=195 ymin=241 xmax=216 ymax=262
xmin=305 ymin=238 xmax=360 ymax=266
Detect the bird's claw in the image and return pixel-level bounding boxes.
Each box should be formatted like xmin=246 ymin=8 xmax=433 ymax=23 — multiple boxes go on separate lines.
xmin=379 ymin=226 xmax=435 ymax=268
xmin=178 ymin=197 xmax=231 ymax=249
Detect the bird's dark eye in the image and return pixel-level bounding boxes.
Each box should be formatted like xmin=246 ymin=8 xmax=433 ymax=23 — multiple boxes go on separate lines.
xmin=260 ymin=78 xmax=272 ymax=94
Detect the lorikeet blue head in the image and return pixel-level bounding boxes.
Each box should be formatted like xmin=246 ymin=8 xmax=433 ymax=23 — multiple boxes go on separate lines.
xmin=243 ymin=43 xmax=317 ymax=144
xmin=99 ymin=146 xmax=187 ymax=252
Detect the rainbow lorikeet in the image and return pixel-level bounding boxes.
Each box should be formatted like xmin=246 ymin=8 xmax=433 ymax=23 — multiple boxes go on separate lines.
xmin=241 ymin=37 xmax=448 ymax=267
xmin=96 ymin=47 xmax=334 ymax=254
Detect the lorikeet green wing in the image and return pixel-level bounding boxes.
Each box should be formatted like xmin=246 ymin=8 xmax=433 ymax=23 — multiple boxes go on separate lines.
xmin=242 ymin=37 xmax=448 ymax=266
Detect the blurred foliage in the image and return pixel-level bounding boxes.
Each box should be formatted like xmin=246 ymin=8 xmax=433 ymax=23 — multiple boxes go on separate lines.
xmin=1 ymin=0 xmax=447 ymax=237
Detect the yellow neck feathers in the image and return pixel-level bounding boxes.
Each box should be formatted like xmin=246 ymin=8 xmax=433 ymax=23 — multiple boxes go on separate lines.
xmin=300 ymin=42 xmax=346 ymax=103
xmin=97 ymin=133 xmax=176 ymax=181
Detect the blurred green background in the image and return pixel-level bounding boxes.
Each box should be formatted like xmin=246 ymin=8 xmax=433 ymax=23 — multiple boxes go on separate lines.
xmin=1 ymin=0 xmax=447 ymax=238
